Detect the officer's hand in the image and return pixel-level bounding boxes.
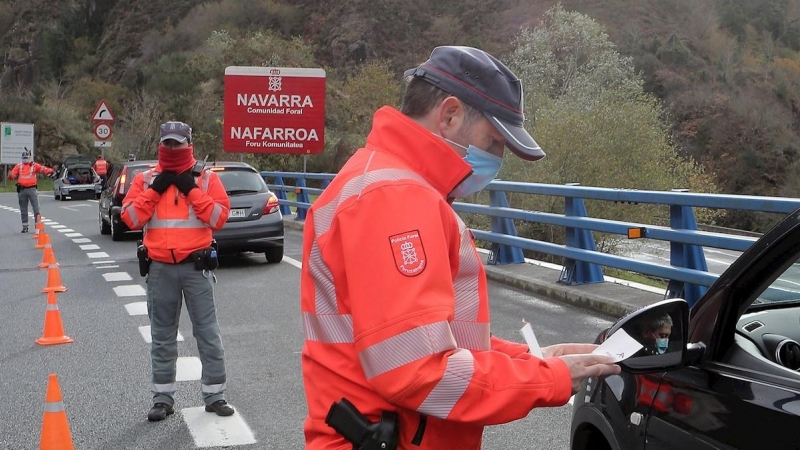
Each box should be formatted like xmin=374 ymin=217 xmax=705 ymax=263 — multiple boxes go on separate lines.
xmin=542 ymin=343 xmax=599 ymax=358
xmin=558 ymin=354 xmax=620 ymax=395
xmin=150 ymin=172 xmax=175 ymax=195
xmin=174 ymin=171 xmax=197 ymax=196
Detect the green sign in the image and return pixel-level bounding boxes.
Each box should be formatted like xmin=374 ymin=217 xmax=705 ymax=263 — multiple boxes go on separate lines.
xmin=3 ymin=126 xmax=10 ymax=136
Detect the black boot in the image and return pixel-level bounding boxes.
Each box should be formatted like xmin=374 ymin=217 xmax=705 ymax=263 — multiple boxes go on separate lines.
xmin=147 ymin=403 xmax=175 ymax=422
xmin=205 ymin=400 xmax=235 ymax=416
xmin=21 ymin=225 xmax=28 ymax=233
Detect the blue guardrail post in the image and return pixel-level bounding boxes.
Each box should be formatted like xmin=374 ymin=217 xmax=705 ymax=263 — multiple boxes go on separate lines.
xmin=486 ymin=190 xmax=524 ymax=265
xmin=666 ymin=198 xmax=709 ymax=308
xmin=273 ymin=176 xmax=292 ymax=215
xmin=295 ymin=177 xmax=310 ymax=221
xmin=559 ymin=191 xmax=604 ymax=284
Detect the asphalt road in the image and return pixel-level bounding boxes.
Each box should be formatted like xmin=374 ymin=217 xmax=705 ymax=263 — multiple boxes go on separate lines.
xmin=0 ymin=191 xmax=615 ymax=450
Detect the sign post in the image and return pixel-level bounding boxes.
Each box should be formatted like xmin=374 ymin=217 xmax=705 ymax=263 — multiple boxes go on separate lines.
xmin=1 ymin=122 xmax=35 ymax=186
xmin=223 ymin=67 xmax=326 ymax=156
xmin=91 ymin=100 xmax=115 ymax=158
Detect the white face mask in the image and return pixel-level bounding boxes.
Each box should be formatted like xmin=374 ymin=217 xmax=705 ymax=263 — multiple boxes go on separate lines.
xmin=443 ymin=138 xmax=503 ymax=198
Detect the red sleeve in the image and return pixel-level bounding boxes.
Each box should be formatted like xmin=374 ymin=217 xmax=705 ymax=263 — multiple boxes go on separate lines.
xmin=334 ymin=183 xmax=572 ymax=426
xmin=34 ymin=163 xmax=53 ymax=176
xmin=186 ymin=172 xmax=230 ymax=230
xmin=120 ymin=173 xmax=160 ymax=230
xmin=8 ymin=164 xmax=19 ymax=180
xmin=491 ymin=335 xmax=531 ymax=358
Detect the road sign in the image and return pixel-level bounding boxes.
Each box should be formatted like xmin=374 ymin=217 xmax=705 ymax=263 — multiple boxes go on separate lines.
xmin=94 ymin=141 xmax=113 ymax=148
xmin=223 ymin=67 xmax=326 ymax=155
xmin=0 ymin=122 xmax=34 ymax=164
xmin=94 ymin=123 xmax=113 ymax=140
xmin=91 ymin=100 xmax=115 ymax=122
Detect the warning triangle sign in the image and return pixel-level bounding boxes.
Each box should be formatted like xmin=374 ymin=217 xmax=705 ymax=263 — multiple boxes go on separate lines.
xmin=91 ymin=100 xmax=115 ymax=122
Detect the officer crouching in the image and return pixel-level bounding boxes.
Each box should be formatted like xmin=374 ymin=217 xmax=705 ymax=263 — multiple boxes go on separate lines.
xmin=120 ymin=121 xmax=234 ymax=422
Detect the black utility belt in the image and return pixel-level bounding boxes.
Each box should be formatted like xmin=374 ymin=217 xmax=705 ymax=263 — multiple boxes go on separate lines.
xmin=17 ymin=184 xmax=37 ymax=192
xmin=179 ymin=247 xmax=219 ymax=271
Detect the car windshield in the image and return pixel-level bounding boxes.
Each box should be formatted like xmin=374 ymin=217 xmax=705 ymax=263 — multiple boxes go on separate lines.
xmin=751 ymin=256 xmax=800 ymax=307
xmin=216 ymin=169 xmax=267 ymax=195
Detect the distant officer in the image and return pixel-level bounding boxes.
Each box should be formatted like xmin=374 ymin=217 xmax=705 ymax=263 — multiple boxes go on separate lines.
xmin=121 ymin=121 xmax=234 ymax=421
xmin=7 ymin=150 xmax=54 ymax=233
xmin=93 ymin=155 xmax=109 ymax=187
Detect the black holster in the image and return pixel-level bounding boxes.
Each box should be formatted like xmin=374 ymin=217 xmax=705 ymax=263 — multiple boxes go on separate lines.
xmin=137 ymin=240 xmax=151 ymax=277
xmin=189 ymin=240 xmax=219 ymax=271
xmin=325 ymin=398 xmax=399 ymax=450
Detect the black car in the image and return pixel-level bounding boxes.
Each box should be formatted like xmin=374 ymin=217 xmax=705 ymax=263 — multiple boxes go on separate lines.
xmin=570 ymin=209 xmax=800 ymax=450
xmin=98 ymin=160 xmax=284 ymax=263
xmin=98 ymin=160 xmax=158 ymax=240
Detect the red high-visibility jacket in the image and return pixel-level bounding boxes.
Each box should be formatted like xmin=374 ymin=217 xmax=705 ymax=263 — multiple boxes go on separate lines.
xmin=120 ymin=164 xmax=229 ymax=263
xmin=301 ymin=107 xmax=572 ymax=449
xmin=9 ymin=162 xmax=53 ymax=187
xmin=93 ymin=158 xmax=108 ymax=175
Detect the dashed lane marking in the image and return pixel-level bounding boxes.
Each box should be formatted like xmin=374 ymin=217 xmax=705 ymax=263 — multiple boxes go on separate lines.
xmin=64 ymin=233 xmax=83 ymax=237
xmin=57 ymin=228 xmax=75 ymax=233
xmin=80 ymin=244 xmax=101 ymax=250
xmin=96 ymin=265 xmax=120 ymax=269
xmin=138 ymin=325 xmax=183 ymax=344
xmin=181 ymin=406 xmax=257 ymax=448
xmin=49 ymin=224 xmax=66 ymax=229
xmin=283 ymin=255 xmax=302 ymax=269
xmin=87 ymin=252 xmax=110 ymax=258
xmin=113 ymin=285 xmax=146 ymax=297
xmin=93 ymin=260 xmax=115 ymax=264
xmin=72 ymin=238 xmax=91 ymax=243
xmin=124 ymin=302 xmax=148 ymax=316
xmin=103 ymin=272 xmax=132 ymax=282
xmin=176 ymin=357 xmax=202 ymax=381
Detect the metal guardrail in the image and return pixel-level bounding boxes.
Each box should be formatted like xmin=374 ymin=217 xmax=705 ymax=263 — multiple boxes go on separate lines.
xmin=261 ymin=171 xmax=800 ymax=307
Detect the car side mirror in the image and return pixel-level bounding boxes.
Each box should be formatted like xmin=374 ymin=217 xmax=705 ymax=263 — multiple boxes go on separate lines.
xmin=607 ymin=298 xmax=689 ymax=373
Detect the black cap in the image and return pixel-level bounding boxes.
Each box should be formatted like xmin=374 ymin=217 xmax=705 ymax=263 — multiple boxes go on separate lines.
xmin=404 ymin=46 xmax=544 ymax=161
xmin=159 ymin=121 xmax=192 ymax=144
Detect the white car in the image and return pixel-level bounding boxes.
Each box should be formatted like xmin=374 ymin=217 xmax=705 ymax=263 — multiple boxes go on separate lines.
xmin=54 ymin=155 xmax=102 ymax=201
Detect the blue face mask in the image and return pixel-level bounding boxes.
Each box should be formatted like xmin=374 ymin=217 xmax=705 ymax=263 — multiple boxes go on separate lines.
xmin=655 ymin=338 xmax=669 ymax=354
xmin=444 ymin=139 xmax=503 ymax=198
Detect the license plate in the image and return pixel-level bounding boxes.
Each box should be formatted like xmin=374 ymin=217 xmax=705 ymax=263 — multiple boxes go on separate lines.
xmin=229 ymin=209 xmax=247 ymax=218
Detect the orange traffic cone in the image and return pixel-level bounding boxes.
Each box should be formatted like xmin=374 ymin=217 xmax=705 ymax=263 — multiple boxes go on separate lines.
xmin=33 ymin=219 xmax=44 ymax=240
xmin=39 ymin=242 xmax=58 ymax=269
xmin=35 ymin=291 xmax=73 ymax=346
xmin=39 ymin=374 xmax=75 ymax=450
xmin=36 ymin=230 xmax=49 ymax=249
xmin=42 ymin=264 xmax=67 ymax=293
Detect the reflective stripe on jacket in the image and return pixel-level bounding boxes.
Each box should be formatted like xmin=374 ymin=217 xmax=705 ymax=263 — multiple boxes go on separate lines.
xmin=301 ymin=106 xmax=572 ymax=449
xmin=10 ymin=162 xmax=52 ymax=187
xmin=119 ymin=165 xmax=230 ymax=263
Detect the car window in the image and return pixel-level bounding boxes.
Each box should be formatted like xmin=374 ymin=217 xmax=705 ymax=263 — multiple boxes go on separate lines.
xmin=751 ymin=257 xmax=800 ymax=306
xmin=215 ymin=170 xmax=268 ymax=195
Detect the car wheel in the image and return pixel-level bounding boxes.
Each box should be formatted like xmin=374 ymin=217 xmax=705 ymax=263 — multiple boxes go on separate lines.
xmin=111 ymin=215 xmax=124 ymax=241
xmin=265 ymin=245 xmax=283 ymax=264
xmin=100 ymin=211 xmax=111 ymax=235
xmin=59 ymin=192 xmax=67 ymax=201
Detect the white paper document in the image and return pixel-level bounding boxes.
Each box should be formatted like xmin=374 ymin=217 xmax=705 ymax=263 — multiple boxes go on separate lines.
xmin=591 ymin=329 xmax=643 ymax=362
xmin=520 ymin=321 xmax=543 ymax=358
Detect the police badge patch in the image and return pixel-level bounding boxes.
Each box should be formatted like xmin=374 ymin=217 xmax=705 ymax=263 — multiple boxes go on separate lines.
xmin=389 ymin=230 xmax=427 ymax=276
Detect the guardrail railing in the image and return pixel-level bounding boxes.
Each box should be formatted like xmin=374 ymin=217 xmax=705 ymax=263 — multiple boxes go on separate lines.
xmin=261 ymin=170 xmax=800 ymax=307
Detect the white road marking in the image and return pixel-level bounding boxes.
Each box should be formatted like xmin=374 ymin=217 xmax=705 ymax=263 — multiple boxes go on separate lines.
xmin=568 ymin=395 xmax=575 ymax=405
xmin=57 ymin=228 xmax=75 ymax=233
xmin=124 ymin=302 xmax=148 ymax=316
xmin=181 ymin=406 xmax=257 ymax=448
xmin=72 ymin=238 xmax=91 ymax=243
xmin=283 ymin=255 xmax=303 ymax=269
xmin=60 ymin=207 xmax=79 ymax=212
xmin=176 ymin=357 xmax=202 ymax=381
xmin=86 ymin=252 xmax=110 ymax=258
xmin=96 ymin=265 xmax=120 ymax=269
xmin=93 ymin=260 xmax=115 ymax=264
xmin=113 ymin=285 xmax=146 ymax=297
xmin=138 ymin=325 xmax=183 ymax=343
xmin=80 ymin=244 xmax=101 ymax=250
xmin=64 ymin=233 xmax=83 ymax=237
xmin=103 ymin=272 xmax=132 ymax=282
xmin=49 ymin=224 xmax=65 ymax=228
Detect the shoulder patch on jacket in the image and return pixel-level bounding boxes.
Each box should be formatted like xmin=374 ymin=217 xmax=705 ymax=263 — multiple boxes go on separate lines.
xmin=389 ymin=230 xmax=426 ymax=276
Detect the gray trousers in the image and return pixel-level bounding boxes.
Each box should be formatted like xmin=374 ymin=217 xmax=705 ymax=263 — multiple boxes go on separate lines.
xmin=17 ymin=187 xmax=40 ymax=226
xmin=146 ymin=261 xmax=227 ymax=406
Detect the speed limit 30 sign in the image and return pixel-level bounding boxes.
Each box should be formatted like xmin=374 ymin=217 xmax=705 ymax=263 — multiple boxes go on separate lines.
xmin=94 ymin=122 xmax=113 ymax=140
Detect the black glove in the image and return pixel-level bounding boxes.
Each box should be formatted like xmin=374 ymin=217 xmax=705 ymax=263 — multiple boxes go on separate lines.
xmin=150 ymin=172 xmax=175 ymax=194
xmin=174 ymin=171 xmax=197 ymax=196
